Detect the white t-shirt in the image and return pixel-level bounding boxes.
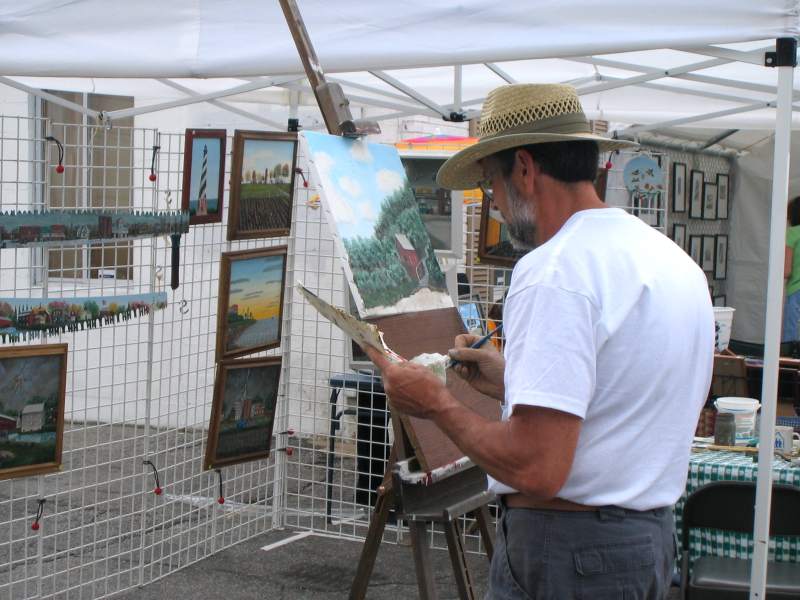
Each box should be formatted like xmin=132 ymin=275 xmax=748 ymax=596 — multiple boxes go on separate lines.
xmin=488 ymin=207 xmax=714 ymax=510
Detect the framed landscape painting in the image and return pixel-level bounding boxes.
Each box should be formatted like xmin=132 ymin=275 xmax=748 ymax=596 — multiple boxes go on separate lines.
xmin=689 ymin=170 xmax=704 ymax=219
xmin=182 ymin=129 xmax=226 ymax=225
xmin=205 ymin=356 xmax=282 ymax=469
xmin=0 ymin=344 xmax=67 ymax=481
xmin=228 ymin=131 xmax=297 ymax=240
xmin=478 ymin=190 xmax=529 ymax=267
xmin=216 ymin=246 xmax=287 ymax=360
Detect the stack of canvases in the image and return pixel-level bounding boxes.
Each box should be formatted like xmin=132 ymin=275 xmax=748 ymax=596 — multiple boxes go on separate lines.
xmin=181 ymin=129 xmax=298 ymax=472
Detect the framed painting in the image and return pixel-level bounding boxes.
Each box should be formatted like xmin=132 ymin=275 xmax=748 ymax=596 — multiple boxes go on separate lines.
xmin=701 ymin=235 xmax=716 ymax=272
xmin=477 ymin=191 xmax=529 ymax=267
xmin=0 ymin=344 xmax=67 ymax=481
xmin=671 ymin=162 xmax=687 ymax=213
xmin=228 ymin=130 xmax=298 ymax=240
xmin=689 ymin=235 xmax=702 ymax=266
xmin=181 ymin=129 xmax=227 ymax=225
xmin=717 ymin=173 xmax=729 ymax=219
xmin=714 ymin=235 xmax=728 ymax=280
xmin=205 ymin=356 xmax=282 ymax=469
xmin=672 ymin=223 xmax=686 ymax=251
xmin=713 ymin=295 xmax=727 ymax=307
xmin=703 ymin=182 xmax=717 ymax=220
xmin=216 ymin=246 xmax=287 ymax=360
xmin=689 ymin=170 xmax=704 ymax=219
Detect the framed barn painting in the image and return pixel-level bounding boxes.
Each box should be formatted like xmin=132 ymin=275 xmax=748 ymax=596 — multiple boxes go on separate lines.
xmin=228 ymin=131 xmax=298 ymax=240
xmin=689 ymin=170 xmax=704 ymax=219
xmin=205 ymin=356 xmax=282 ymax=469
xmin=182 ymin=129 xmax=227 ymax=226
xmin=216 ymin=246 xmax=287 ymax=360
xmin=671 ymin=162 xmax=687 ymax=213
xmin=0 ymin=344 xmax=67 ymax=481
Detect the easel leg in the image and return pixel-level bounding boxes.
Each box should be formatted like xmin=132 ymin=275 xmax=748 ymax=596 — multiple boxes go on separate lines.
xmin=444 ymin=519 xmax=475 ymax=600
xmin=474 ymin=505 xmax=495 ymax=562
xmin=409 ymin=520 xmax=438 ymax=600
xmin=349 ymin=489 xmax=392 ymax=600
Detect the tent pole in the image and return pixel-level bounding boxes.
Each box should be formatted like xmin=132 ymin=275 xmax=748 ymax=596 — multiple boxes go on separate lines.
xmin=617 ymin=101 xmax=774 ymax=136
xmin=750 ymin=36 xmax=797 ymax=600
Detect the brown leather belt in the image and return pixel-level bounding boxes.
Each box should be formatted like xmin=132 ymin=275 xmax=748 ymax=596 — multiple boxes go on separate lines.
xmin=502 ymin=493 xmax=599 ymax=512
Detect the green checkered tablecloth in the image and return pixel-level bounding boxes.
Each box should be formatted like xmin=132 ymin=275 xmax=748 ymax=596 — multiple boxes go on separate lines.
xmin=675 ymin=450 xmax=800 ymax=564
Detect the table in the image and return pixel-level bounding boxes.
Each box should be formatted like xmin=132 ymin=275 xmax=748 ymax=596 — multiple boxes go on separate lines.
xmin=676 ymin=450 xmax=800 ymax=564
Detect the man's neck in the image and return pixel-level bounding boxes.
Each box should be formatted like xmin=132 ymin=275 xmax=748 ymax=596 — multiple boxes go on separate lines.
xmin=537 ymin=181 xmax=606 ymax=244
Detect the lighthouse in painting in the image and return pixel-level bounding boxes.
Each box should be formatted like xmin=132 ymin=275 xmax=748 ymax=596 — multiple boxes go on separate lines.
xmin=197 ymin=144 xmax=209 ymax=216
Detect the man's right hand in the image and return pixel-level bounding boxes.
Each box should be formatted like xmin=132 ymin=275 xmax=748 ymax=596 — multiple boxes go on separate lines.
xmin=448 ymin=333 xmax=505 ymax=401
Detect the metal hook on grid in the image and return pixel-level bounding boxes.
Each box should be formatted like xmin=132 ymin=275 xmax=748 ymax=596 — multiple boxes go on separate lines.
xmin=45 ymin=136 xmax=65 ymax=174
xmin=179 ymin=299 xmax=189 ymax=315
xmin=31 ymin=498 xmax=46 ymax=531
xmin=155 ymin=265 xmax=164 ymax=282
xmin=164 ymin=190 xmax=173 ymax=207
xmin=143 ymin=460 xmax=163 ymax=495
xmin=215 ymin=469 xmax=225 ymax=505
xmin=294 ymin=167 xmax=309 ymax=188
xmin=148 ymin=145 xmax=161 ymax=183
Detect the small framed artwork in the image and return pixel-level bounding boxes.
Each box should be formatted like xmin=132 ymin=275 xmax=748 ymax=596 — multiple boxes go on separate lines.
xmin=716 ymin=173 xmax=729 ymax=219
xmin=205 ymin=356 xmax=282 ymax=469
xmin=228 ymin=130 xmax=298 ymax=241
xmin=701 ymin=235 xmax=716 ymax=272
xmin=672 ymin=162 xmax=687 ymax=213
xmin=689 ymin=235 xmax=702 ymax=265
xmin=689 ymin=170 xmax=704 ymax=219
xmin=216 ymin=246 xmax=287 ymax=360
xmin=713 ymin=295 xmax=727 ymax=307
xmin=0 ymin=344 xmax=67 ymax=481
xmin=703 ymin=182 xmax=718 ymax=220
xmin=182 ymin=129 xmax=227 ymax=225
xmin=477 ymin=190 xmax=528 ymax=267
xmin=714 ymin=235 xmax=728 ymax=280
xmin=672 ymin=223 xmax=687 ymax=251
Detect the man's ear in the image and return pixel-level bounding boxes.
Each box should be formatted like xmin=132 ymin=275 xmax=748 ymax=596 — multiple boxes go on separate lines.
xmin=513 ymin=149 xmax=537 ymax=194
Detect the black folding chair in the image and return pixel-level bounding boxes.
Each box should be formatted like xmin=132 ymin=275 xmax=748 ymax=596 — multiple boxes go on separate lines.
xmin=681 ymin=481 xmax=800 ymax=599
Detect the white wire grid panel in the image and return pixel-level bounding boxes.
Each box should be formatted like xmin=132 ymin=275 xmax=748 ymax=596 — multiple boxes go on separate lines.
xmin=0 ymin=120 xmax=289 ymax=600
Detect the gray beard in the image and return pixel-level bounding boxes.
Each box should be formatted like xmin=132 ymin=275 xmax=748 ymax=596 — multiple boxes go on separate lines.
xmin=503 ymin=178 xmax=537 ymax=250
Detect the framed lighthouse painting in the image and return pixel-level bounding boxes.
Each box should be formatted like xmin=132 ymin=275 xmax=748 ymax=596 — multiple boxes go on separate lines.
xmin=182 ymin=129 xmax=227 ymax=226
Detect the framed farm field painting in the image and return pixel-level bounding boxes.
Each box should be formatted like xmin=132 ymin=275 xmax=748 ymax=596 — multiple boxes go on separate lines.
xmin=182 ymin=129 xmax=226 ymax=226
xmin=0 ymin=344 xmax=67 ymax=481
xmin=216 ymin=246 xmax=287 ymax=360
xmin=703 ymin=182 xmax=717 ymax=220
xmin=205 ymin=356 xmax=281 ymax=469
xmin=671 ymin=162 xmax=687 ymax=213
xmin=714 ymin=235 xmax=728 ymax=280
xmin=228 ymin=130 xmax=298 ymax=241
xmin=689 ymin=170 xmax=704 ymax=219
xmin=716 ymin=173 xmax=730 ymax=219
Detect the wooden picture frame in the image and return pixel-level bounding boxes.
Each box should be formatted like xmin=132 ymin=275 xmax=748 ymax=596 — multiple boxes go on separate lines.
xmin=714 ymin=234 xmax=728 ymax=280
xmin=689 ymin=235 xmax=702 ymax=265
xmin=205 ymin=356 xmax=282 ymax=469
xmin=672 ymin=223 xmax=686 ymax=251
xmin=703 ymin=182 xmax=718 ymax=220
xmin=477 ymin=191 xmax=528 ymax=267
xmin=702 ymin=235 xmax=716 ymax=272
xmin=216 ymin=246 xmax=287 ymax=360
xmin=689 ymin=170 xmax=704 ymax=219
xmin=228 ymin=130 xmax=298 ymax=241
xmin=181 ymin=129 xmax=227 ymax=225
xmin=672 ymin=162 xmax=687 ymax=213
xmin=0 ymin=344 xmax=67 ymax=481
xmin=716 ymin=173 xmax=729 ymax=220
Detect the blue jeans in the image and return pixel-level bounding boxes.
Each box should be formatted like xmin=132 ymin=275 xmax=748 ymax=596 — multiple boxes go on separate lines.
xmin=488 ymin=504 xmax=676 ymax=599
xmin=782 ymin=290 xmax=800 ymax=342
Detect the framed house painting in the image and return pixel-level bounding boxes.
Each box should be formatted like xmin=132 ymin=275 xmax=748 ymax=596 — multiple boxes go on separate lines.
xmin=689 ymin=235 xmax=702 ymax=266
xmin=672 ymin=162 xmax=687 ymax=213
xmin=205 ymin=356 xmax=282 ymax=469
xmin=714 ymin=235 xmax=728 ymax=280
xmin=689 ymin=170 xmax=704 ymax=219
xmin=228 ymin=130 xmax=298 ymax=241
xmin=182 ymin=129 xmax=227 ymax=225
xmin=703 ymin=182 xmax=717 ymax=220
xmin=672 ymin=223 xmax=686 ymax=251
xmin=716 ymin=173 xmax=729 ymax=219
xmin=0 ymin=344 xmax=67 ymax=481
xmin=216 ymin=246 xmax=287 ymax=360
xmin=701 ymin=235 xmax=716 ymax=272
xmin=477 ymin=190 xmax=528 ymax=267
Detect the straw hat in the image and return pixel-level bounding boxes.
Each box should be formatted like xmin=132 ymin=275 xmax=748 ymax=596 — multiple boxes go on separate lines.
xmin=436 ymin=84 xmax=637 ymax=190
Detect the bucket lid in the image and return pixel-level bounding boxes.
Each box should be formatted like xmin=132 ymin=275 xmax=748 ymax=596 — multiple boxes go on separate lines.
xmin=715 ymin=397 xmax=760 ymax=411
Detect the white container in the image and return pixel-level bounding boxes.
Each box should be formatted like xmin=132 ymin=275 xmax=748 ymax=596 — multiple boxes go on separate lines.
xmin=713 ymin=307 xmax=735 ymax=352
xmin=714 ymin=397 xmax=760 ymax=442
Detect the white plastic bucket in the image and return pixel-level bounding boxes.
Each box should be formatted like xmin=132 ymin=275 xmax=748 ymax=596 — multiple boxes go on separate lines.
xmin=713 ymin=307 xmax=735 ymax=352
xmin=714 ymin=397 xmax=760 ymax=442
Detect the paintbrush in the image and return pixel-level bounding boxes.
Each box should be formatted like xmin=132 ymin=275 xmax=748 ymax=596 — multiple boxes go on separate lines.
xmin=446 ymin=324 xmax=503 ymax=370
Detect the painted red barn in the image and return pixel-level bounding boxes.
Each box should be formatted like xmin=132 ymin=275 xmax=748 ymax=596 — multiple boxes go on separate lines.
xmin=0 ymin=414 xmax=16 ymax=439
xmin=394 ymin=233 xmax=422 ymax=281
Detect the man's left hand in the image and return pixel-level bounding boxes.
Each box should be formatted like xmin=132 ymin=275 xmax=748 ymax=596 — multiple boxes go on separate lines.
xmin=363 ymin=345 xmax=453 ymax=419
